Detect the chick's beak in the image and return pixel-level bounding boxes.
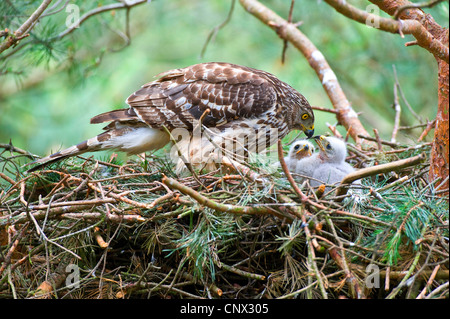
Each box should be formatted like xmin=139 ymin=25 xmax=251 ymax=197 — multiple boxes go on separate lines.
xmin=296 ymin=145 xmax=313 ymax=157
xmin=314 ymin=135 xmax=326 ymax=152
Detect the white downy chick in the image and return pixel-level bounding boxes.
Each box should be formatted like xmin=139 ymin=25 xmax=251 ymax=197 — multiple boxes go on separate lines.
xmin=310 ymin=135 xmax=358 ymax=188
xmin=283 ymin=140 xmax=315 ymax=171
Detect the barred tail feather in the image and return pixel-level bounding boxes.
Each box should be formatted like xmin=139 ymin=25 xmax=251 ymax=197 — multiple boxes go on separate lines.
xmin=90 ymin=108 xmax=138 ymax=124
xmin=25 ymin=135 xmax=105 ymax=172
xmin=26 ymin=125 xmax=170 ymax=172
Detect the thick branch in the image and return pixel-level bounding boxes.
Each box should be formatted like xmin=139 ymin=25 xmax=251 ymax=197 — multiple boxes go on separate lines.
xmin=239 ymin=0 xmax=373 ymax=146
xmin=162 ymin=175 xmax=286 ymax=219
xmin=323 ymin=0 xmax=449 ymax=63
xmin=335 ymin=152 xmax=426 ymax=196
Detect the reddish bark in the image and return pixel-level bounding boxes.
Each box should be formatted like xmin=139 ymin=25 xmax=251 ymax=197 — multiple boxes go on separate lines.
xmin=430 ymin=32 xmax=449 ymax=194
xmin=370 ymin=0 xmax=449 ymax=195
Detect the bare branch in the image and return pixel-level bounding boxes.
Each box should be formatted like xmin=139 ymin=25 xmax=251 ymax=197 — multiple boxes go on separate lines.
xmin=393 ymin=0 xmax=448 ymax=20
xmin=391 ymin=66 xmax=402 ymax=143
xmin=200 ymin=0 xmax=236 ymax=58
xmin=53 ymin=0 xmax=147 ymax=40
xmin=323 ymin=0 xmax=449 ymax=63
xmin=162 ymin=175 xmax=287 ymax=219
xmin=0 ymin=0 xmax=53 ymax=55
xmin=335 ymin=152 xmax=426 ymax=196
xmin=239 ymin=0 xmax=374 ymax=147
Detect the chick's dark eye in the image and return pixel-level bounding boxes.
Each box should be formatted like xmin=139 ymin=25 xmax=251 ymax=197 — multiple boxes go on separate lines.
xmin=326 ymin=144 xmax=332 ymax=150
xmin=304 ymin=145 xmax=309 ymax=150
xmin=294 ymin=145 xmax=300 ymax=150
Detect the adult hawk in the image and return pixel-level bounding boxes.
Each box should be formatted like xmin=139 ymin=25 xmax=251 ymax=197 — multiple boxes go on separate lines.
xmin=28 ymin=62 xmax=315 ymax=173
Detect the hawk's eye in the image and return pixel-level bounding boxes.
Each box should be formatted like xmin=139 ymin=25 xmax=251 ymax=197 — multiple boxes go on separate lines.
xmin=301 ymin=113 xmax=309 ymax=120
xmin=294 ymin=145 xmax=300 ymax=150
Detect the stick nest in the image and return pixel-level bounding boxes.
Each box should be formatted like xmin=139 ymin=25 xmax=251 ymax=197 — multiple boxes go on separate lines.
xmin=0 ymin=139 xmax=448 ymax=299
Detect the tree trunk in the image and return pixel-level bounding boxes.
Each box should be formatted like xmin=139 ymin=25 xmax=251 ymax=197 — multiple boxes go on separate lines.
xmin=369 ymin=0 xmax=449 ymax=195
xmin=430 ymin=30 xmax=449 ymax=194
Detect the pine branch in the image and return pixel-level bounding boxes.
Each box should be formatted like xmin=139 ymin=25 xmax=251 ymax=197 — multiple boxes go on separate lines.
xmin=0 ymin=0 xmax=53 ymax=55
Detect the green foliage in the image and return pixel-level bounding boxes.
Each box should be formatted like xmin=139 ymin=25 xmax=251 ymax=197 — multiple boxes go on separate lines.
xmin=363 ymin=176 xmax=447 ymax=265
xmin=168 ymin=209 xmax=237 ymax=280
xmin=276 ymin=218 xmax=305 ymax=255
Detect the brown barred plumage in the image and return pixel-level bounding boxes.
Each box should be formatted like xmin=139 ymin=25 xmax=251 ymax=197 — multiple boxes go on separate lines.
xmin=27 ymin=62 xmax=315 ymax=173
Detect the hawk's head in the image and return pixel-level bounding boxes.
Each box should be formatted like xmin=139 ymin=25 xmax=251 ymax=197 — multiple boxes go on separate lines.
xmin=291 ymin=96 xmax=315 ymax=138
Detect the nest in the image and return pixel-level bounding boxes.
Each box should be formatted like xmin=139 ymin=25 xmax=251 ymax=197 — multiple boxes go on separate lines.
xmin=0 ymin=138 xmax=448 ymax=299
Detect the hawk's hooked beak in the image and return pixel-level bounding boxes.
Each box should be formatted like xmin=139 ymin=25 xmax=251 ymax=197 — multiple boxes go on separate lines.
xmin=305 ymin=128 xmax=315 ymax=139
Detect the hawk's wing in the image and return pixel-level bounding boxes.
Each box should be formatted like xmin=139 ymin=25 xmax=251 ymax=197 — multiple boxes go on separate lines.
xmin=125 ymin=62 xmax=279 ymax=130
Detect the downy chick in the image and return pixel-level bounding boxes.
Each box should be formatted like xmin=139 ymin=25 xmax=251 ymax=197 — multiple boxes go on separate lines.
xmin=284 ymin=140 xmax=315 ymax=171
xmin=310 ymin=135 xmax=358 ymax=189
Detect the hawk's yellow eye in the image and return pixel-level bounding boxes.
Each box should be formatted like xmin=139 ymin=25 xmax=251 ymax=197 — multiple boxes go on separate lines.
xmin=301 ymin=113 xmax=309 ymax=120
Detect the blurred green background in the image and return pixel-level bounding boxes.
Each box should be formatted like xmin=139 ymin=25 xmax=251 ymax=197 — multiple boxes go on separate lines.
xmin=0 ymin=0 xmax=448 ymax=159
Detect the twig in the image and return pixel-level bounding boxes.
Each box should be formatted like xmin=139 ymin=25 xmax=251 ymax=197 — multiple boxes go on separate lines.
xmin=335 ymin=153 xmax=426 ymax=197
xmin=393 ymin=0 xmax=447 ymax=19
xmin=53 ymin=0 xmax=147 ymax=40
xmin=281 ymin=0 xmax=295 ymax=64
xmin=94 ymin=227 xmax=109 ymax=249
xmin=162 ymin=175 xmax=285 ymax=218
xmin=373 ymin=128 xmax=383 ymax=151
xmin=200 ymin=0 xmax=236 ymax=58
xmin=28 ymin=198 xmax=117 ymax=210
xmin=0 ymin=222 xmax=29 ymax=278
xmin=0 ymin=200 xmax=118 ymax=226
xmin=326 ymin=213 xmax=366 ymax=299
xmin=376 ymin=175 xmax=410 ymax=193
xmin=0 ymin=142 xmax=38 ymax=159
xmin=328 ymin=247 xmax=365 ymax=299
xmin=0 ymin=0 xmax=53 ymax=54
xmin=302 ymin=214 xmax=328 ymax=299
xmin=87 ymin=182 xmax=154 ymax=210
xmin=0 ymin=172 xmax=16 ymax=185
xmin=357 ymin=134 xmax=400 ymax=148
xmin=59 ymin=212 xmax=145 ymax=223
xmin=391 ymin=66 xmax=402 ymax=143
xmin=26 ymin=199 xmax=82 ymax=260
xmin=425 ymin=281 xmax=449 ymax=299
xmin=327 ymin=122 xmax=343 ymax=138
xmin=218 ymin=261 xmax=266 ymax=281
xmin=417 ymin=119 xmax=436 ymax=142
xmin=322 ymin=0 xmax=449 ymax=63
xmin=386 ymin=242 xmax=423 ymax=299
xmin=311 ymin=105 xmax=339 ymax=114
xmin=398 ymin=87 xmax=423 ymax=124
xmin=416 ymin=264 xmax=441 ymax=299
xmin=277 ymin=140 xmax=308 ymax=203
xmin=219 ymin=155 xmax=265 ymax=183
